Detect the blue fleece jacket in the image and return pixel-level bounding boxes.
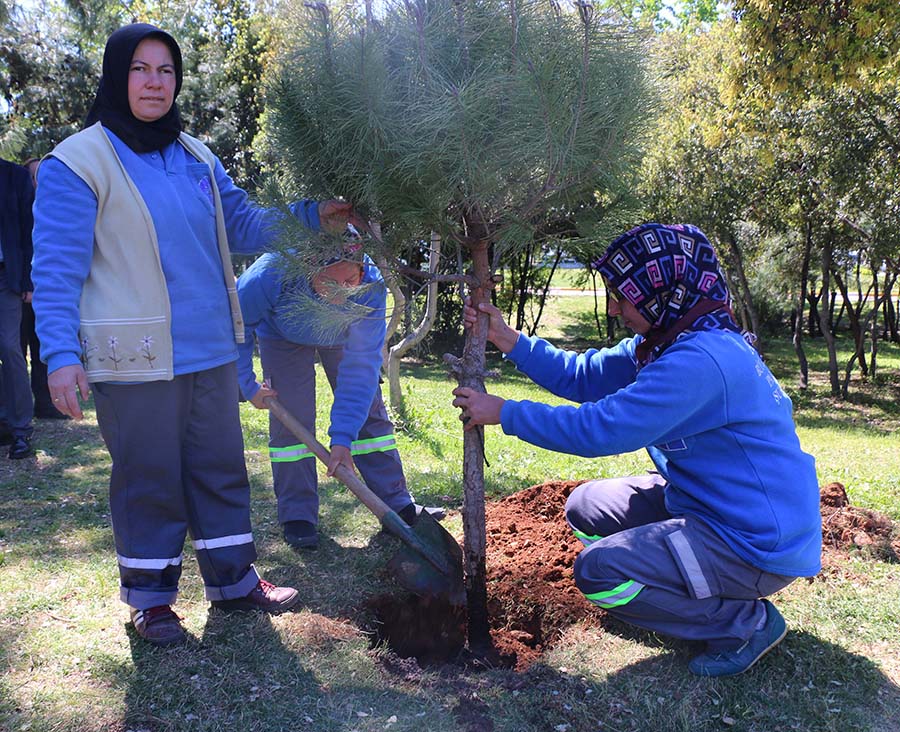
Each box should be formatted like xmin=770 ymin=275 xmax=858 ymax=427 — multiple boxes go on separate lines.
xmin=236 ymin=252 xmax=387 ymax=448
xmin=31 ymin=128 xmax=320 ymax=376
xmin=500 ymin=330 xmax=822 ymax=577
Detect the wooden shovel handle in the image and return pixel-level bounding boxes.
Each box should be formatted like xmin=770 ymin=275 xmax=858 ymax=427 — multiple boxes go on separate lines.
xmin=264 ymin=396 xmax=389 ymax=521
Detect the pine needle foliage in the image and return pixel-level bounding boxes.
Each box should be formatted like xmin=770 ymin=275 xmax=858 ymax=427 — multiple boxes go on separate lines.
xmin=263 ymin=0 xmax=656 ymax=645
xmin=266 ymin=0 xmax=655 ymax=253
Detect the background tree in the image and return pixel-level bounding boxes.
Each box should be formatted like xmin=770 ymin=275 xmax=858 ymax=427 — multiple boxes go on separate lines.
xmin=264 ymin=0 xmax=654 ymax=649
xmin=0 ymin=0 xmax=271 ymax=190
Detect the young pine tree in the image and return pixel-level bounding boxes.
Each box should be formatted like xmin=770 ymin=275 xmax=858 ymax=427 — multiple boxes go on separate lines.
xmin=265 ymin=0 xmax=654 ymax=649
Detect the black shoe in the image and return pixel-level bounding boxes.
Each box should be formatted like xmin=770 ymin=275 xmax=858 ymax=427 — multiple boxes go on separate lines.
xmin=35 ymin=406 xmax=71 ymax=420
xmin=8 ymin=436 xmax=33 ymax=460
xmin=283 ymin=520 xmax=318 ymax=550
xmin=396 ymin=503 xmax=447 ymax=527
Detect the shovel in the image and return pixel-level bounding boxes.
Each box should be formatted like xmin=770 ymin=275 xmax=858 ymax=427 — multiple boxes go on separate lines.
xmin=264 ymin=396 xmax=466 ymax=605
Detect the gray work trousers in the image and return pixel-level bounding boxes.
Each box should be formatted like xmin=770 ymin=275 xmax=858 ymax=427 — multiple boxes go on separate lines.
xmin=259 ymin=337 xmax=412 ymax=526
xmin=93 ymin=362 xmax=260 ymax=610
xmin=565 ymin=474 xmax=795 ymax=651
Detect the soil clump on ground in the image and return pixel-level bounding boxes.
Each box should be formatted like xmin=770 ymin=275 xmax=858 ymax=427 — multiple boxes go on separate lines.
xmin=368 ymin=479 xmax=899 ymax=671
xmin=819 ymin=481 xmax=900 ymax=570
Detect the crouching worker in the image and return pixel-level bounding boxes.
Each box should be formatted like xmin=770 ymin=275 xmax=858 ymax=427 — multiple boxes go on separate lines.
xmin=236 ymin=228 xmax=443 ymax=551
xmin=452 ymin=223 xmax=821 ymax=677
xmin=30 ymin=23 xmax=358 ymax=647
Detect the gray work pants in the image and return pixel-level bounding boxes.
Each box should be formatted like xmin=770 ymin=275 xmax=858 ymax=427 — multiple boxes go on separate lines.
xmin=259 ymin=337 xmax=412 ymax=526
xmin=93 ymin=362 xmax=260 ymax=610
xmin=565 ymin=474 xmax=795 ymax=651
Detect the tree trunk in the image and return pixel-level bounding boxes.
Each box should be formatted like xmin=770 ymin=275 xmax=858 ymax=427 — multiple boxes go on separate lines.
xmin=816 ymin=239 xmax=840 ymax=396
xmin=379 ymin=256 xmax=406 ymax=374
xmin=527 ymin=245 xmax=562 ymax=337
xmin=792 ymin=225 xmax=812 ymax=389
xmin=833 ymin=269 xmax=869 ymax=378
xmin=511 ymin=243 xmax=531 ymax=331
xmin=806 ymin=284 xmax=822 ymax=338
xmin=445 ymin=237 xmax=493 ymax=651
xmin=386 ymin=233 xmax=442 ymax=414
xmin=870 ymin=267 xmax=879 ymax=381
xmin=883 ymin=270 xmax=898 ymax=342
xmin=723 ymin=231 xmax=761 ymax=349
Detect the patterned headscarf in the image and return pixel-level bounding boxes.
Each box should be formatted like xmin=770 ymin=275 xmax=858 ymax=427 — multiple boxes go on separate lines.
xmin=591 ymin=223 xmax=741 ymax=366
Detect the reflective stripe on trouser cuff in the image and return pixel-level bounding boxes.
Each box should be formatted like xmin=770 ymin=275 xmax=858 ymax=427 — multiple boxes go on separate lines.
xmin=120 ymin=585 xmax=178 ymax=609
xmin=270 ymin=444 xmax=315 ymax=463
xmin=117 ymin=553 xmax=183 ymax=569
xmin=584 ymin=579 xmax=645 ymax=608
xmin=572 ymin=528 xmax=604 ymax=546
xmin=205 ymin=563 xmax=260 ymax=602
xmin=350 ymin=435 xmax=398 ymax=456
xmin=192 ymin=532 xmax=254 ymax=551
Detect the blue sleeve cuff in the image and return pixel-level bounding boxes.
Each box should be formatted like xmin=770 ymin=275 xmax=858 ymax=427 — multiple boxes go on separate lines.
xmin=289 ymin=199 xmax=321 ymax=231
xmin=328 ymin=433 xmax=353 ymax=449
xmin=47 ymin=352 xmax=83 ymax=375
xmin=504 ymin=333 xmax=532 ymax=366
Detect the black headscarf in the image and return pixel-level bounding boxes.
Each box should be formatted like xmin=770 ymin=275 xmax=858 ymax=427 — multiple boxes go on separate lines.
xmin=85 ymin=23 xmax=184 ymax=153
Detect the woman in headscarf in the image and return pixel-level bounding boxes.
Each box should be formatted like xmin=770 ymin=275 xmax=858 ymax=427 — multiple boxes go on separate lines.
xmin=452 ymin=223 xmax=821 ymax=677
xmin=31 ymin=24 xmax=355 ymax=647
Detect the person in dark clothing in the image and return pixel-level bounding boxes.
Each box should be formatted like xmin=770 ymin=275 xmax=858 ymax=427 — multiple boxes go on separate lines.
xmin=0 ymin=157 xmax=36 ymax=458
xmin=19 ymin=158 xmax=68 ymax=421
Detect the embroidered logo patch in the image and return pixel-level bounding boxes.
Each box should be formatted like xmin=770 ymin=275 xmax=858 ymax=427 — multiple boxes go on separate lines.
xmin=198 ymin=176 xmax=214 ymax=205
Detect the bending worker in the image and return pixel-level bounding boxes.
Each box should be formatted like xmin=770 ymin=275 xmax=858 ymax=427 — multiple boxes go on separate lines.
xmin=236 ymin=233 xmax=442 ymax=551
xmin=452 ymin=223 xmax=821 ymax=677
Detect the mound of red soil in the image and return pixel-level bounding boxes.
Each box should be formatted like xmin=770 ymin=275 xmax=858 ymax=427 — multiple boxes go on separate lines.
xmin=484 ymin=480 xmax=595 ymax=669
xmin=819 ymin=481 xmax=900 ymax=567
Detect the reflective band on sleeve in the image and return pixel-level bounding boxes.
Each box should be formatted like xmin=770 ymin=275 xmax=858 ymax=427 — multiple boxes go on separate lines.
xmin=350 ymin=435 xmax=398 ymax=456
xmin=572 ymin=529 xmax=604 ymax=545
xmin=193 ymin=533 xmax=254 ymax=551
xmin=270 ymin=444 xmax=315 ymax=463
xmin=584 ymin=579 xmax=645 ymax=608
xmin=117 ymin=553 xmax=183 ymax=569
xmin=667 ymin=529 xmax=712 ymax=600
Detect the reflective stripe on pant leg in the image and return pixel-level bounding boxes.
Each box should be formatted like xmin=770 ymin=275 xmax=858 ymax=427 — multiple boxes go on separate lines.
xmin=350 ymin=434 xmax=398 ymax=456
xmin=270 ymin=443 xmax=316 ymax=462
xmin=117 ymin=553 xmax=183 ymax=569
xmin=116 ymin=553 xmax=183 ymax=608
xmin=572 ymin=528 xmax=604 ymax=546
xmin=583 ymin=579 xmax=645 ymax=608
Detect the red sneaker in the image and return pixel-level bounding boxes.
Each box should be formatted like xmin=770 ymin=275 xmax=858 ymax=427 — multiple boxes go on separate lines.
xmin=130 ymin=605 xmax=187 ymax=646
xmin=210 ymin=579 xmax=299 ymax=614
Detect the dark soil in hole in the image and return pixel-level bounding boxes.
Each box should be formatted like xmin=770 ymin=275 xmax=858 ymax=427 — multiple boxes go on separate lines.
xmin=368 ymin=479 xmax=899 ymax=671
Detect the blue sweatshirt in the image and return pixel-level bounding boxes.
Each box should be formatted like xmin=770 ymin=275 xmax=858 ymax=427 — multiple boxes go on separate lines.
xmin=500 ymin=330 xmax=822 ymax=577
xmin=236 ymin=252 xmax=387 ymax=448
xmin=31 ymin=128 xmax=320 ymax=376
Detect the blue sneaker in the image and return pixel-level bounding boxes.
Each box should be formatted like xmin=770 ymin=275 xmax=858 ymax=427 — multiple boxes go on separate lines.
xmin=688 ymin=600 xmax=787 ymax=677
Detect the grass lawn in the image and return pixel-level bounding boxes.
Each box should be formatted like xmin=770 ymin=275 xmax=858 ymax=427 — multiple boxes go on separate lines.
xmin=1 ymin=291 xmax=898 ymax=732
